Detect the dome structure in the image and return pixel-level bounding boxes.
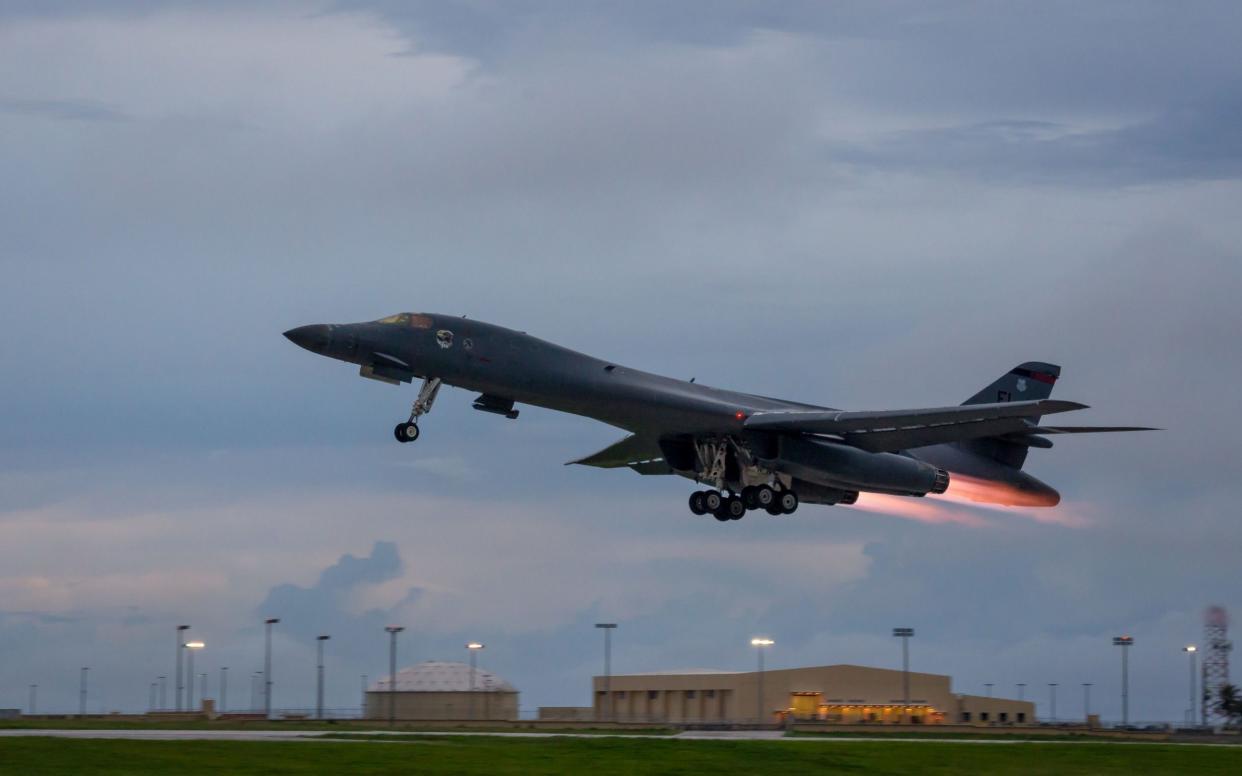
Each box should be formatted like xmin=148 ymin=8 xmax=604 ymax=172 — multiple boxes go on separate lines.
xmin=370 ymin=661 xmax=517 ymax=693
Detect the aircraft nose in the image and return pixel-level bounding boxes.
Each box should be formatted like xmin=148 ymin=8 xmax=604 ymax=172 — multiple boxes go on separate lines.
xmin=283 ymin=324 xmax=332 ymax=353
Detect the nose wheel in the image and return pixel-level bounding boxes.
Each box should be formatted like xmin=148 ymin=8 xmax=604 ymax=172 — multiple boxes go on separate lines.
xmin=394 ymin=377 xmax=441 ymax=444
xmin=394 ymin=422 xmax=420 ymax=443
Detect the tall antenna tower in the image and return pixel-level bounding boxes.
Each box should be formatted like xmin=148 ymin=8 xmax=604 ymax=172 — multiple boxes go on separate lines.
xmin=1202 ymin=605 xmax=1232 ymax=726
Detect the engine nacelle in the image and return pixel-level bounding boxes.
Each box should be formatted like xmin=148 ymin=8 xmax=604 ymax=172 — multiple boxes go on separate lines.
xmin=769 ymin=436 xmax=949 ymax=497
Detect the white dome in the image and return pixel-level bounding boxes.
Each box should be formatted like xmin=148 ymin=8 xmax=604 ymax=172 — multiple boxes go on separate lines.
xmin=371 ymin=660 xmax=516 ymax=693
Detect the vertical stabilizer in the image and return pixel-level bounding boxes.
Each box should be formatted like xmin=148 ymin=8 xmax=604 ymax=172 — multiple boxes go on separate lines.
xmin=961 ymin=362 xmax=1061 ymax=468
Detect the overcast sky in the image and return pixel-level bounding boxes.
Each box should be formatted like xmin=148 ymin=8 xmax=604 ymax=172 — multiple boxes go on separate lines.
xmin=2 ymin=1 xmax=1241 ymax=722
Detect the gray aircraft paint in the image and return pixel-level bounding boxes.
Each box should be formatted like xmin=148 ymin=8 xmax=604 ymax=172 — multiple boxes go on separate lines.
xmin=285 ymin=313 xmax=1151 ymax=513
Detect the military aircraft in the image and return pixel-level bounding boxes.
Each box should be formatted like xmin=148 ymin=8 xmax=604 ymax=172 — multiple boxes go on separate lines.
xmin=285 ymin=313 xmax=1152 ymax=521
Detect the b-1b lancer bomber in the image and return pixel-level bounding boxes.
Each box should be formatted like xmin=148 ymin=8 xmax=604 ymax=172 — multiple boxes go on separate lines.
xmin=285 ymin=313 xmax=1151 ymax=522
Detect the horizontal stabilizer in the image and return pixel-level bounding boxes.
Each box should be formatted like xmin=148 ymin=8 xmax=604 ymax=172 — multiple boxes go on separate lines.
xmin=1024 ymin=425 xmax=1160 ymax=434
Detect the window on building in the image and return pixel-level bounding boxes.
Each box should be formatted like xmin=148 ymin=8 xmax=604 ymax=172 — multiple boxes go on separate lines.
xmin=961 ymin=711 xmax=972 ymax=722
xmin=704 ymin=690 xmax=716 ymax=699
xmin=980 ymin=712 xmax=990 ymax=722
xmin=999 ymin=712 xmax=1008 ymax=722
xmin=647 ymin=690 xmax=659 ymax=700
xmin=1017 ymin=712 xmax=1026 ymax=723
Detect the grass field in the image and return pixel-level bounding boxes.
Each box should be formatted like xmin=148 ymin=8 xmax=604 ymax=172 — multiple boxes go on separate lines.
xmin=1 ymin=735 xmax=1240 ymax=775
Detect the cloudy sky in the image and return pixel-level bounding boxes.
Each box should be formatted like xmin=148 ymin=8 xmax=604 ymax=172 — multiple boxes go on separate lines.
xmin=2 ymin=1 xmax=1240 ymax=722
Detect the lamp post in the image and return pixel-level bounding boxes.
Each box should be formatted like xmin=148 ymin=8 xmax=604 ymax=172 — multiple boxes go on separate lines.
xmin=984 ymin=683 xmax=993 ymax=698
xmin=751 ymin=638 xmax=774 ymax=725
xmin=1048 ymin=683 xmax=1057 ymax=722
xmin=1083 ymin=683 xmax=1093 ymax=722
xmin=219 ymin=667 xmax=228 ymax=713
xmin=29 ymin=684 xmax=37 ymax=715
xmin=157 ymin=676 xmax=166 ymax=711
xmin=315 ymin=635 xmax=331 ymax=720
xmin=1017 ymin=683 xmax=1026 ymax=701
xmin=1183 ymin=645 xmax=1197 ymax=725
xmin=185 ymin=641 xmax=205 ymax=711
xmin=595 ymin=623 xmax=617 ymax=721
xmin=385 ymin=626 xmax=404 ymax=726
xmin=466 ymin=642 xmax=484 ymax=720
xmin=264 ymin=618 xmax=280 ymax=719
xmin=175 ymin=625 xmax=190 ymax=711
xmin=79 ymin=667 xmax=89 ymax=716
xmin=892 ymin=628 xmax=914 ymax=722
xmin=1113 ymin=636 xmax=1134 ymax=726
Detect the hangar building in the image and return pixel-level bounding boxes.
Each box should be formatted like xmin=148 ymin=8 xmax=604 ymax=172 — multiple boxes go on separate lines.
xmin=592 ymin=664 xmax=1034 ymax=725
xmin=365 ymin=660 xmax=518 ymax=721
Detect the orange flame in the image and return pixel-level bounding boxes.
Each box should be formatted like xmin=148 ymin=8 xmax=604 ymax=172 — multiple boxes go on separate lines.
xmin=845 ymin=473 xmax=1090 ymax=528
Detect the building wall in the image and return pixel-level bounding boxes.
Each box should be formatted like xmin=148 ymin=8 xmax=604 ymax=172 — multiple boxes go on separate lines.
xmin=592 ymin=665 xmax=1030 ymax=725
xmin=364 ymin=691 xmax=518 ymax=721
xmin=955 ymin=694 xmax=1036 ymax=725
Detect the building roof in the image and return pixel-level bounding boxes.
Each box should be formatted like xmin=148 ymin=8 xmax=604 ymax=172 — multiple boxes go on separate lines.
xmin=370 ymin=660 xmax=517 ymax=693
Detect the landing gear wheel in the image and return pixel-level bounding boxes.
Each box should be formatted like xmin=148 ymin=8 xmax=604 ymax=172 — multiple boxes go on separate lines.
xmin=394 ymin=422 xmax=420 ymax=443
xmin=778 ymin=490 xmax=799 ymax=514
xmin=726 ymin=496 xmax=746 ymax=520
xmin=741 ymin=486 xmax=758 ymax=510
xmin=765 ymin=504 xmax=783 ymax=516
xmin=754 ymin=485 xmax=776 ymax=509
xmin=688 ymin=491 xmax=707 ymax=515
xmin=703 ymin=491 xmax=723 ymax=513
xmin=713 ymin=510 xmax=731 ymax=522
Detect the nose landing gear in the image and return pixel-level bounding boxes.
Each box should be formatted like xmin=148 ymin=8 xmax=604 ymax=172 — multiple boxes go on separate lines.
xmin=394 ymin=377 xmax=441 ymax=444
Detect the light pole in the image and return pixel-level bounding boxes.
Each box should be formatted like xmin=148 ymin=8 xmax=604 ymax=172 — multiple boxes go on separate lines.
xmin=892 ymin=628 xmax=914 ymax=722
xmin=1183 ymin=646 xmax=1197 ymax=725
xmin=1048 ymin=683 xmax=1057 ymax=722
xmin=751 ymin=638 xmax=774 ymax=725
xmin=158 ymin=676 xmax=166 ymax=711
xmin=1017 ymin=683 xmax=1026 ymax=701
xmin=175 ymin=625 xmax=190 ymax=711
xmin=79 ymin=667 xmax=89 ymax=716
xmin=984 ymin=683 xmax=993 ymax=698
xmin=467 ymin=642 xmax=484 ymax=720
xmin=29 ymin=684 xmax=37 ymax=715
xmin=1113 ymin=636 xmax=1133 ymax=726
xmin=220 ymin=667 xmax=228 ymax=713
xmin=264 ymin=618 xmax=280 ymax=719
xmin=1083 ymin=683 xmax=1093 ymax=722
xmin=315 ymin=635 xmax=330 ymax=720
xmin=595 ymin=623 xmax=617 ymax=722
xmin=185 ymin=641 xmax=204 ymax=711
xmin=385 ymin=626 xmax=404 ymax=726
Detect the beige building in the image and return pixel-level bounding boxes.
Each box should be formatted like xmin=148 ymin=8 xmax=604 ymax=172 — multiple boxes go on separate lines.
xmin=592 ymin=664 xmax=1034 ymax=725
xmin=365 ymin=661 xmax=518 ymax=721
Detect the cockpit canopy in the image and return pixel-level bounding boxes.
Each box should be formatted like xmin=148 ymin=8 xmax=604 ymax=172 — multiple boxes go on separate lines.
xmin=375 ymin=312 xmax=434 ymax=329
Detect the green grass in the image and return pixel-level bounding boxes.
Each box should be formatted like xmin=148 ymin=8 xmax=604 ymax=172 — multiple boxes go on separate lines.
xmin=1 ymin=735 xmax=1240 ymax=775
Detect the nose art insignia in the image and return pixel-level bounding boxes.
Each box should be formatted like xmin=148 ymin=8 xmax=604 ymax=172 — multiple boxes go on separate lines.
xmin=436 ymin=329 xmax=454 ymax=349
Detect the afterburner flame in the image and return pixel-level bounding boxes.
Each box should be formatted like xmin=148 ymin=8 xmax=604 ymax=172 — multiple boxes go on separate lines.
xmin=846 ymin=473 xmax=1090 ymax=528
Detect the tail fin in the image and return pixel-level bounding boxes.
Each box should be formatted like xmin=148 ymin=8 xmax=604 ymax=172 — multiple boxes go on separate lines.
xmin=962 ymin=362 xmax=1061 ymax=468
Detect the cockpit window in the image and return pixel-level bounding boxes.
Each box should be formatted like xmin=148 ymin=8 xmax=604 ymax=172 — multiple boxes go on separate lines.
xmin=376 ymin=313 xmax=434 ymax=329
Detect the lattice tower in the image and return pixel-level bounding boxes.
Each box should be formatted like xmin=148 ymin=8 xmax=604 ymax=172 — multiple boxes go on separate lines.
xmin=1202 ymin=605 xmax=1232 ymax=725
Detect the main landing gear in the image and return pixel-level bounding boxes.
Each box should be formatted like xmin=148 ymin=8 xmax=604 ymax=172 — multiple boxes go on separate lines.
xmin=394 ymin=377 xmax=441 ymax=444
xmin=689 ymin=485 xmax=798 ymax=521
